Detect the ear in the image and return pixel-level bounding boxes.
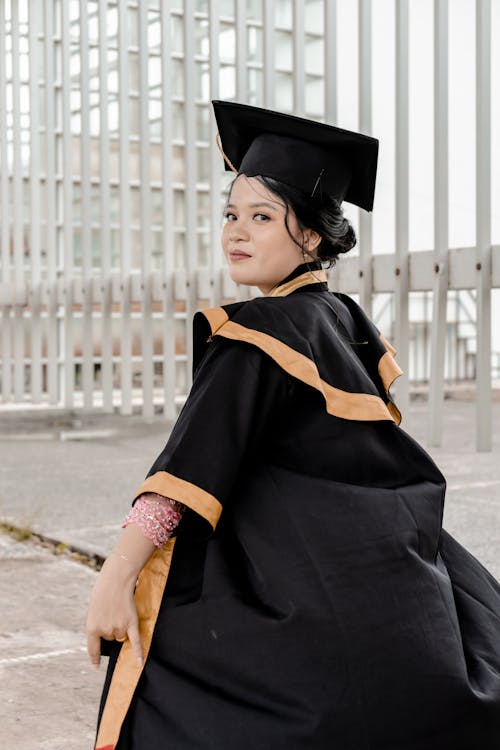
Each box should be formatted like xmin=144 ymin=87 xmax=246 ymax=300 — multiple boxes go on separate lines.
xmin=304 ymin=228 xmax=322 ymax=253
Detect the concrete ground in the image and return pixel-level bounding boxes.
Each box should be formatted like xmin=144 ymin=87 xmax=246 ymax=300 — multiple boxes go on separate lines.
xmin=0 ymin=534 xmax=101 ymax=750
xmin=1 ymin=400 xmax=499 ymax=750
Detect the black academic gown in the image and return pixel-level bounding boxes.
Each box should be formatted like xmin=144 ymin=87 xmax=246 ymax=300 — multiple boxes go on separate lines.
xmin=95 ymin=262 xmax=500 ymax=750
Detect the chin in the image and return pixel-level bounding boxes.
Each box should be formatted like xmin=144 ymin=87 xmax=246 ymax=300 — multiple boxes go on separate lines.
xmin=228 ymin=264 xmax=257 ymax=288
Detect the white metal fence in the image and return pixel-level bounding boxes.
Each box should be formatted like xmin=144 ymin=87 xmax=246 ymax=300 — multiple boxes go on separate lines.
xmin=0 ymin=0 xmax=499 ymax=451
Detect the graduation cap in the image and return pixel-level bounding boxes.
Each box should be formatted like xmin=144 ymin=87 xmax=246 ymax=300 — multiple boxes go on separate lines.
xmin=212 ymin=100 xmax=379 ymax=211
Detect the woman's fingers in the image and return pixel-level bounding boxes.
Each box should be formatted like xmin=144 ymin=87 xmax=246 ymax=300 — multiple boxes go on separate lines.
xmin=85 ymin=561 xmax=144 ymax=669
xmin=127 ymin=615 xmax=143 ymax=667
xmin=87 ymin=628 xmax=102 ymax=669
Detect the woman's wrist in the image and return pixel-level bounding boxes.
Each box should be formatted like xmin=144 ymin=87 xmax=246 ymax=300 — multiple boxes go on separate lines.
xmin=100 ymin=552 xmax=141 ymax=586
xmin=105 ymin=524 xmax=157 ymax=580
xmin=109 ymin=548 xmax=142 ymax=577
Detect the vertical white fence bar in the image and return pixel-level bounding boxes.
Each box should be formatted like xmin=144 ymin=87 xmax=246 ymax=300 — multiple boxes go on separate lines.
xmin=394 ymin=0 xmax=410 ymax=419
xmin=475 ymin=0 xmax=492 ymax=450
xmin=0 ymin=0 xmax=12 ymax=402
xmin=29 ymin=1 xmax=42 ymax=404
xmin=233 ymin=0 xmax=251 ymax=304
xmin=324 ymin=0 xmax=340 ymax=306
xmin=263 ymin=0 xmax=275 ymax=108
xmin=324 ymin=0 xmax=337 ymax=124
xmin=233 ymin=0 xmax=252 ymax=298
xmin=357 ymin=0 xmax=373 ymax=316
xmin=79 ymin=1 xmax=93 ymax=409
xmin=209 ymin=0 xmax=222 ymax=305
xmin=183 ymin=0 xmax=197 ymax=382
xmin=293 ymin=0 xmax=305 ymax=116
xmin=44 ymin=0 xmax=58 ymax=404
xmin=118 ymin=0 xmax=132 ymax=414
xmin=0 ymin=309 xmax=11 ymax=400
xmin=55 ymin=31 xmax=66 ymax=407
xmin=11 ymin=0 xmax=24 ymax=401
xmin=0 ymin=310 xmax=11 ymax=401
xmin=160 ymin=0 xmax=176 ymax=420
xmin=428 ymin=0 xmax=449 ymax=446
xmin=61 ymin=0 xmax=75 ymax=408
xmin=235 ymin=0 xmax=247 ymax=102
xmin=139 ymin=1 xmax=154 ymax=418
xmin=98 ymin=0 xmax=113 ymax=413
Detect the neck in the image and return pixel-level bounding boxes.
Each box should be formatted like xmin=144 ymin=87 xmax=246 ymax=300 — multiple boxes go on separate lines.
xmin=260 ymin=260 xmax=326 ymax=298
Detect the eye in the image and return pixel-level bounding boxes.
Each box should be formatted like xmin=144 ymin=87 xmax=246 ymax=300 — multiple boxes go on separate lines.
xmin=223 ymin=211 xmax=270 ymax=221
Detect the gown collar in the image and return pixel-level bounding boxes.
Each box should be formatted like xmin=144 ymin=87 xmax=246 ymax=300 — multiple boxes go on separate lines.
xmin=267 ymin=260 xmax=328 ymax=298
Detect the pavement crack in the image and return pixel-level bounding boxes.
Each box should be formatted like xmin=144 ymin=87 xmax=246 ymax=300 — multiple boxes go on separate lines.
xmin=0 ymin=521 xmax=104 ymax=570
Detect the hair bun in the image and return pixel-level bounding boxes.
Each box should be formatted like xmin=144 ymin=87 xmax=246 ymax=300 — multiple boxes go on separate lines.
xmin=317 ymin=213 xmax=356 ymax=264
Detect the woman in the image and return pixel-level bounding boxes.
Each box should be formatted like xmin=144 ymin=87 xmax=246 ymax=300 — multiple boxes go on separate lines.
xmin=87 ymin=101 xmax=500 ymax=749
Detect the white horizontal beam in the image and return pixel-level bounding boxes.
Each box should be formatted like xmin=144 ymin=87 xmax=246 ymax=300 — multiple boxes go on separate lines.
xmin=1 ymin=246 xmax=499 ymax=308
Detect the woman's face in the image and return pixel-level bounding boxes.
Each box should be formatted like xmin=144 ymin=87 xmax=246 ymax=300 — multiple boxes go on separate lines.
xmin=221 ymin=175 xmax=319 ymax=295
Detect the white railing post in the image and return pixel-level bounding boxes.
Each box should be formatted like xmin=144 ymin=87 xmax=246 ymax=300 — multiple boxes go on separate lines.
xmin=475 ymin=0 xmax=492 ymax=450
xmin=79 ymin=0 xmax=94 ymax=410
xmin=44 ymin=0 xmax=58 ymax=405
xmin=98 ymin=0 xmax=113 ymax=413
xmin=139 ymin=0 xmax=154 ymax=419
xmin=235 ymin=0 xmax=247 ymax=102
xmin=293 ymin=0 xmax=305 ymax=117
xmin=324 ymin=0 xmax=338 ymax=124
xmin=118 ymin=0 xmax=132 ymax=415
xmin=61 ymin=0 xmax=75 ymax=409
xmin=12 ymin=0 xmax=24 ymax=402
xmin=209 ymin=0 xmax=222 ymax=308
xmin=183 ymin=0 xmax=198 ymax=384
xmin=160 ymin=0 xmax=176 ymax=421
xmin=358 ymin=0 xmax=373 ymax=317
xmin=428 ymin=0 xmax=449 ymax=447
xmin=1 ymin=0 xmax=12 ymax=402
xmin=394 ymin=0 xmax=410 ymax=420
xmin=263 ymin=0 xmax=275 ymax=109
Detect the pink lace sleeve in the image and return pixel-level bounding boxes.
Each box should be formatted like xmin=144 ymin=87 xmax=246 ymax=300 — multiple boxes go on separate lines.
xmin=122 ymin=492 xmax=186 ymax=547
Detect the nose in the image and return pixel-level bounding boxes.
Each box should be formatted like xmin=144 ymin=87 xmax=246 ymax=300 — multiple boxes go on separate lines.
xmin=227 ymin=218 xmax=250 ymax=243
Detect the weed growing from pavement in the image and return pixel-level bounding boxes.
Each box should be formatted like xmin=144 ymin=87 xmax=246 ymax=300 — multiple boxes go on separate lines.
xmin=0 ymin=521 xmax=104 ymax=570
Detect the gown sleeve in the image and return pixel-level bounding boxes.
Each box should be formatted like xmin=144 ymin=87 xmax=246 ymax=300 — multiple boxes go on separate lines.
xmin=133 ymin=338 xmax=289 ymax=536
xmin=122 ymin=493 xmax=186 ymax=547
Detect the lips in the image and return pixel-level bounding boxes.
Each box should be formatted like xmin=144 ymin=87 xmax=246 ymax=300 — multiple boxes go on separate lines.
xmin=229 ymin=250 xmax=252 ymax=260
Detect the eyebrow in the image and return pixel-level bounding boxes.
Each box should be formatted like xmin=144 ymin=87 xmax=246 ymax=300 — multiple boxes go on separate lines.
xmin=225 ymin=201 xmax=278 ymax=211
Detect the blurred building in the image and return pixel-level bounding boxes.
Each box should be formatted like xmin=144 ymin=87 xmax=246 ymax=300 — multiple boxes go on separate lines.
xmin=0 ymin=0 xmax=499 ymax=450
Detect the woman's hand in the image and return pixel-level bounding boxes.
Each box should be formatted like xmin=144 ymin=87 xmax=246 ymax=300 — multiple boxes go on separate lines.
xmin=86 ymin=524 xmax=156 ymax=669
xmin=86 ymin=555 xmax=142 ymax=668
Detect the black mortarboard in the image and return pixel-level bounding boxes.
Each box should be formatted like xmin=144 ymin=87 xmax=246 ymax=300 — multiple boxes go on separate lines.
xmin=212 ymin=100 xmax=379 ymax=211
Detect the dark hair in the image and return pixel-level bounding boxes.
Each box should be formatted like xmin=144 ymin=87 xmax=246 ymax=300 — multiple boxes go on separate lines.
xmin=225 ymin=173 xmax=357 ymax=267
